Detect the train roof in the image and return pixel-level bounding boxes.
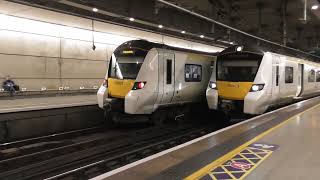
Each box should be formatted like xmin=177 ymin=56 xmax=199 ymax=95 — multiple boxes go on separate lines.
xmin=220 ymin=45 xmax=320 ymax=63
xmin=116 ymin=40 xmax=219 ymax=56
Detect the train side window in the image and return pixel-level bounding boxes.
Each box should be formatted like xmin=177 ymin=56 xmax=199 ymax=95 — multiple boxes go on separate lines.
xmin=317 ymin=71 xmax=320 ymax=82
xmin=276 ymin=66 xmax=279 ymax=86
xmin=308 ymin=69 xmax=315 ymax=82
xmin=185 ymin=64 xmax=202 ymax=82
xmin=285 ymin=66 xmax=293 ymax=83
xmin=166 ymin=59 xmax=172 ymax=84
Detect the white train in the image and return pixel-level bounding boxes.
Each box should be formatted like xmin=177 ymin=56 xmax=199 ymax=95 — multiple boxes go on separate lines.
xmin=97 ymin=40 xmax=218 ymax=124
xmin=206 ymin=45 xmax=320 ymax=116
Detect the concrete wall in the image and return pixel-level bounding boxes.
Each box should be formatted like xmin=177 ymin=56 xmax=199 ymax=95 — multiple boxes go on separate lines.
xmin=0 ymin=1 xmax=223 ymax=93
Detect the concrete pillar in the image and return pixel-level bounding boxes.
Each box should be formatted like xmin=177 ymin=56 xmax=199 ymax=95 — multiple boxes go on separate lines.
xmin=256 ymin=1 xmax=264 ymax=45
xmin=282 ymin=0 xmax=288 ymax=46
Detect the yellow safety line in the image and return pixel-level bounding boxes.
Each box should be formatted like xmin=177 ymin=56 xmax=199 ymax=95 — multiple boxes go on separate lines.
xmin=184 ymin=103 xmax=320 ymax=180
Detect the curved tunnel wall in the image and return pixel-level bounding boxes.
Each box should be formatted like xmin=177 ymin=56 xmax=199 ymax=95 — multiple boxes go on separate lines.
xmin=0 ymin=1 xmax=223 ymax=94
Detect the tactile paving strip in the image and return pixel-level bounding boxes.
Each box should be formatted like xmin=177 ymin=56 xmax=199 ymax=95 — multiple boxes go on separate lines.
xmin=199 ymin=143 xmax=279 ymax=180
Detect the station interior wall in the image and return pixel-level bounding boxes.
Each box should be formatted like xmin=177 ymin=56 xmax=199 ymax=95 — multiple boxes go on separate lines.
xmin=0 ymin=1 xmax=223 ymax=92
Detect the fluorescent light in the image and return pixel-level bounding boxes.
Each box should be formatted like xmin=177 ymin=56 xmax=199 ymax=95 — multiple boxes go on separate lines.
xmin=92 ymin=8 xmax=98 ymax=12
xmin=236 ymin=46 xmax=243 ymax=51
xmin=311 ymin=5 xmax=319 ymax=10
xmin=200 ymin=35 xmax=204 ymax=38
xmin=158 ymin=24 xmax=163 ymax=28
xmin=129 ymin=17 xmax=135 ymax=21
xmin=181 ymin=30 xmax=186 ymax=34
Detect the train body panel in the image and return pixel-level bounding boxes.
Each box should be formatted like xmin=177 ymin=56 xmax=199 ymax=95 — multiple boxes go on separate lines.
xmin=125 ymin=49 xmax=159 ymax=114
xmin=244 ymin=52 xmax=273 ymax=114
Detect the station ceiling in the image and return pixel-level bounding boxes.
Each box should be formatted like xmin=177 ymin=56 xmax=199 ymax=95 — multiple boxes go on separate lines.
xmin=6 ymin=0 xmax=320 ymax=54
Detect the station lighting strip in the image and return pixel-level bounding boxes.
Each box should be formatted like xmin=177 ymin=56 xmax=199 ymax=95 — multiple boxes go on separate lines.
xmin=58 ymin=0 xmax=320 ymax=56
xmin=56 ymin=0 xmax=226 ymax=45
xmin=8 ymin=0 xmax=319 ymax=56
xmin=157 ymin=0 xmax=320 ymax=58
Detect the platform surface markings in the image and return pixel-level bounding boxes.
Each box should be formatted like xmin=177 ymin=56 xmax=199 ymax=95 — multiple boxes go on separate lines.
xmin=198 ymin=142 xmax=279 ymax=180
xmin=185 ymin=102 xmax=320 ymax=180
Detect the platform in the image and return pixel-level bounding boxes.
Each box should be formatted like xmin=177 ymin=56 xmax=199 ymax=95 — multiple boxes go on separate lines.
xmin=0 ymin=94 xmax=97 ymax=114
xmin=93 ymin=96 xmax=320 ymax=180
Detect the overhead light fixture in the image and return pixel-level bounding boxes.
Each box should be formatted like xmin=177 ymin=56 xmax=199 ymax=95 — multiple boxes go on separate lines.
xmin=236 ymin=46 xmax=243 ymax=51
xmin=181 ymin=30 xmax=186 ymax=34
xmin=92 ymin=8 xmax=98 ymax=12
xmin=158 ymin=24 xmax=163 ymax=28
xmin=230 ymin=42 xmax=234 ymax=45
xmin=200 ymin=35 xmax=204 ymax=38
xmin=311 ymin=5 xmax=319 ymax=10
xmin=129 ymin=17 xmax=135 ymax=21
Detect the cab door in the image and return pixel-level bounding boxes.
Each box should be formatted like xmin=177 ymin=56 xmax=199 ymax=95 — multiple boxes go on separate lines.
xmin=296 ymin=64 xmax=304 ymax=97
xmin=161 ymin=52 xmax=175 ymax=104
xmin=271 ymin=56 xmax=280 ymax=100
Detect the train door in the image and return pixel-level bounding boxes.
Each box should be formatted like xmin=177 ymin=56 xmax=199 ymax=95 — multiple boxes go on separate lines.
xmin=296 ymin=64 xmax=304 ymax=97
xmin=271 ymin=56 xmax=280 ymax=100
xmin=160 ymin=52 xmax=175 ymax=104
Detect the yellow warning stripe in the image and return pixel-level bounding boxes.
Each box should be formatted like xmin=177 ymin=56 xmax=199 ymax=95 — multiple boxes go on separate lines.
xmin=185 ymin=102 xmax=320 ymax=180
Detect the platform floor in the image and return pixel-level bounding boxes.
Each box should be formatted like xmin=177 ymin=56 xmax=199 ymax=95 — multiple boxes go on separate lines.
xmin=93 ymin=97 xmax=320 ymax=180
xmin=0 ymin=94 xmax=97 ymax=113
xmin=245 ymin=104 xmax=320 ymax=180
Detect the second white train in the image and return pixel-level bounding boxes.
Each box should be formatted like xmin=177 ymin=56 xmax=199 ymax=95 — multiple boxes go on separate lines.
xmin=206 ymin=45 xmax=320 ymax=116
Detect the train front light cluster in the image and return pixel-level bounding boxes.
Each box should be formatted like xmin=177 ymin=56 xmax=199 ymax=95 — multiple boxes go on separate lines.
xmin=209 ymin=81 xmax=217 ymax=90
xmin=132 ymin=82 xmax=146 ymax=90
xmin=250 ymin=84 xmax=265 ymax=92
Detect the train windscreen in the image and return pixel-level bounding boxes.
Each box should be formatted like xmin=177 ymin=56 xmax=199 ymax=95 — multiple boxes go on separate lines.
xmin=217 ymin=53 xmax=263 ymax=82
xmin=109 ymin=40 xmax=154 ymax=79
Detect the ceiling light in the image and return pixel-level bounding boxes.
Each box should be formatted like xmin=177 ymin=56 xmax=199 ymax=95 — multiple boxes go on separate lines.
xmin=181 ymin=31 xmax=186 ymax=34
xmin=129 ymin=17 xmax=135 ymax=21
xmin=311 ymin=5 xmax=319 ymax=10
xmin=230 ymin=42 xmax=234 ymax=45
xmin=158 ymin=24 xmax=163 ymax=28
xmin=200 ymin=35 xmax=204 ymax=38
xmin=236 ymin=46 xmax=243 ymax=51
xmin=92 ymin=8 xmax=98 ymax=12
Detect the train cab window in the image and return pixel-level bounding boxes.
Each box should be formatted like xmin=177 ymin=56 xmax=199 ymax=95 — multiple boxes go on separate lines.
xmin=166 ymin=60 xmax=172 ymax=84
xmin=316 ymin=71 xmax=320 ymax=82
xmin=285 ymin=66 xmax=293 ymax=83
xmin=308 ymin=70 xmax=315 ymax=82
xmin=216 ymin=53 xmax=262 ymax=82
xmin=185 ymin=64 xmax=202 ymax=82
xmin=109 ymin=40 xmax=153 ymax=80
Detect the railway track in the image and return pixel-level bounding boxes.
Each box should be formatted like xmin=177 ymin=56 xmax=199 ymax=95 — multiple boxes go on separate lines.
xmin=0 ymin=120 xmax=225 ymax=180
xmin=0 ymin=126 xmax=105 ymax=150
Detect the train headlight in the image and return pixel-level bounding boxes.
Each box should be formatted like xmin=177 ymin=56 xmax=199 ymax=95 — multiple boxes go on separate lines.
xmin=250 ymin=84 xmax=264 ymax=92
xmin=132 ymin=81 xmax=147 ymax=90
xmin=209 ymin=81 xmax=217 ymax=90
